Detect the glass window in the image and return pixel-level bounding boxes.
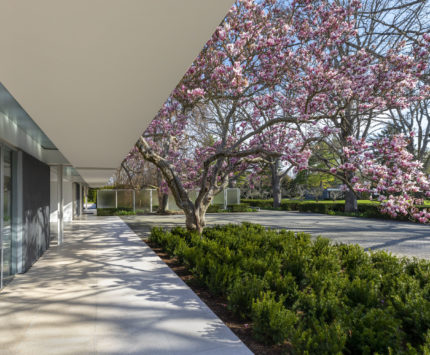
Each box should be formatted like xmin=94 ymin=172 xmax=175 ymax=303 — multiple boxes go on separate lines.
xmin=1 ymin=147 xmax=13 ymax=286
xmin=117 ymin=190 xmax=133 ymax=209
xmin=97 ymin=190 xmax=116 ymax=208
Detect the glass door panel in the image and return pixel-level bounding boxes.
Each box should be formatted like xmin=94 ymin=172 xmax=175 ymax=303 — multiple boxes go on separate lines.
xmin=2 ymin=148 xmax=12 ymax=285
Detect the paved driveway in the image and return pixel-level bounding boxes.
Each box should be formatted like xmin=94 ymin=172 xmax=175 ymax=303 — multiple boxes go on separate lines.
xmin=123 ymin=210 xmax=430 ymax=259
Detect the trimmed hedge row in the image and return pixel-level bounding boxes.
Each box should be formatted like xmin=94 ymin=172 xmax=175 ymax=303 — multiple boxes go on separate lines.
xmin=207 ymin=203 xmax=257 ymax=213
xmin=98 ymin=204 xmax=256 ymax=216
xmin=97 ymin=208 xmax=147 ymax=216
xmin=150 ymin=223 xmax=430 ymax=353
xmin=242 ymin=199 xmax=414 ymax=220
xmin=297 ymin=201 xmax=381 ymax=218
xmin=97 ymin=208 xmax=131 ymax=216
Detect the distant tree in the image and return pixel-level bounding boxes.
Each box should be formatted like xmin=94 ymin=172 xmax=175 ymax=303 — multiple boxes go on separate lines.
xmin=386 ymin=101 xmax=430 ymax=170
xmin=119 ymin=149 xmax=169 ymax=212
xmin=285 ymin=0 xmax=430 ymax=211
xmin=334 ymin=134 xmax=430 ymax=222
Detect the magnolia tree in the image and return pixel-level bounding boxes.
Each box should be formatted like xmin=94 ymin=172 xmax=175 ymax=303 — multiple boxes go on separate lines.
xmin=135 ymin=0 xmax=430 ymax=231
xmin=258 ymin=0 xmax=430 ymax=211
xmin=120 ymin=148 xmax=170 ymax=212
xmin=278 ymin=0 xmax=430 ymax=212
xmin=335 ymin=134 xmax=430 ymax=222
xmin=116 ymin=150 xmax=154 ymax=189
xmin=250 ymin=120 xmax=324 ymax=207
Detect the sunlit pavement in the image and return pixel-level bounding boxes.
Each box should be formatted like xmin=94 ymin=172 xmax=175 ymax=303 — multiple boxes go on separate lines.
xmin=0 ymin=216 xmax=251 ymax=355
xmin=124 ymin=210 xmax=430 ymax=260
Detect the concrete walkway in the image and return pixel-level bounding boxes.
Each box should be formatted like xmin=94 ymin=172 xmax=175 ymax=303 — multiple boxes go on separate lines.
xmin=123 ymin=210 xmax=430 ymax=260
xmin=0 ymin=217 xmax=251 ymax=355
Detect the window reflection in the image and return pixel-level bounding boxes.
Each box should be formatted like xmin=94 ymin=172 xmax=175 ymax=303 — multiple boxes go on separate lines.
xmin=2 ymin=147 xmax=12 ymax=286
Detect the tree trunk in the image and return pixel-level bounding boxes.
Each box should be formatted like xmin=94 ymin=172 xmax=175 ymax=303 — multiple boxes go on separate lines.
xmin=136 ymin=137 xmax=212 ymax=233
xmin=271 ymin=159 xmax=282 ymax=208
xmin=156 ymin=168 xmax=168 ymax=213
xmin=339 ymin=105 xmax=358 ymax=213
xmin=184 ymin=206 xmax=206 ymax=234
xmin=157 ymin=193 xmax=168 ymax=213
xmin=345 ymin=188 xmax=358 ymax=213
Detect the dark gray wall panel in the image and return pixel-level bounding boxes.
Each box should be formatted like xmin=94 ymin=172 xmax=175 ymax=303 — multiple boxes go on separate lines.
xmin=22 ymin=152 xmax=50 ymax=271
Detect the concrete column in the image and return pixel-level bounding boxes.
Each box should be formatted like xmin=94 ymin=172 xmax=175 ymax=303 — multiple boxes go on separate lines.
xmin=115 ymin=190 xmax=118 ymax=209
xmin=79 ymin=183 xmax=83 ymax=216
xmin=85 ymin=185 xmax=89 ymax=210
xmin=149 ymin=190 xmax=153 ymax=213
xmin=57 ymin=165 xmax=64 ymax=246
xmin=83 ymin=185 xmax=87 ymax=210
xmin=0 ymin=145 xmax=4 ymax=289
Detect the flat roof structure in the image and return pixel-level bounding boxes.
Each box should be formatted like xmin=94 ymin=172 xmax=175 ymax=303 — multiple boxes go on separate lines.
xmin=0 ymin=0 xmax=234 ymax=186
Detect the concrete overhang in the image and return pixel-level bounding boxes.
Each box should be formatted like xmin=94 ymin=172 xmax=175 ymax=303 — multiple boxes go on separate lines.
xmin=0 ymin=0 xmax=233 ymax=187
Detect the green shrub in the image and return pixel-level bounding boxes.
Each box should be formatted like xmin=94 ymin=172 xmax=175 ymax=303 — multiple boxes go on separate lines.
xmin=149 ymin=223 xmax=430 ymax=353
xmin=97 ymin=208 xmax=116 ymax=216
xmin=264 ymin=271 xmax=298 ymax=306
xmin=114 ymin=210 xmax=136 ymax=216
xmin=280 ymin=200 xmax=301 ymax=211
xmin=230 ymin=203 xmax=255 ymax=212
xmin=206 ymin=203 xmax=256 ymax=213
xmin=149 ymin=227 xmax=170 ymax=248
xmin=242 ymin=199 xmax=274 ymax=209
xmin=97 ymin=208 xmax=135 ymax=216
xmin=202 ymin=258 xmax=240 ymax=295
xmin=87 ymin=188 xmax=97 ymax=203
xmin=244 ymin=199 xmax=430 ymax=223
xmin=165 ymin=233 xmax=182 ymax=255
xmin=298 ymin=202 xmax=330 ymax=214
xmin=207 ymin=204 xmax=223 ymax=213
xmin=228 ymin=274 xmax=268 ymax=318
xmin=346 ymin=307 xmax=404 ymax=354
xmin=358 ymin=204 xmax=381 ymax=218
xmin=173 ymin=239 xmax=189 ymax=263
xmin=293 ymin=319 xmax=347 ymax=355
xmin=242 ymin=199 xmax=302 ymax=211
xmin=418 ymin=330 xmax=430 ymax=354
xmin=251 ymin=291 xmax=298 ymax=345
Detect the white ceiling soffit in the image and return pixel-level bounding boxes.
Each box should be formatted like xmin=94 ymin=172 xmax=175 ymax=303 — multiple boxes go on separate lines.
xmin=76 ymin=168 xmax=117 ymax=188
xmin=0 ymin=0 xmax=234 ymax=187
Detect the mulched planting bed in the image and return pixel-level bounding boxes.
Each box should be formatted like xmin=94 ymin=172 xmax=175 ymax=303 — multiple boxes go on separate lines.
xmin=126 ymin=221 xmax=430 ymax=354
xmin=144 ymin=238 xmax=290 ymax=355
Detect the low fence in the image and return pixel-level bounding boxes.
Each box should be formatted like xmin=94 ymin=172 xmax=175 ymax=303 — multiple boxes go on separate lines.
xmin=97 ymin=188 xmax=241 ymax=212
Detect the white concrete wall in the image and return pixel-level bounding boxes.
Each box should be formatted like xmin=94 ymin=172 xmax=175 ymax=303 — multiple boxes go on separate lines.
xmin=50 ymin=167 xmax=74 ymax=224
xmin=63 ymin=180 xmax=73 ymax=222
xmin=50 ymin=181 xmax=58 ymax=223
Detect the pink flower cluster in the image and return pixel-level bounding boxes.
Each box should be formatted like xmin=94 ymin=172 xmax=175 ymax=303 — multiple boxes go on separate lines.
xmin=340 ymin=135 xmax=430 ymax=222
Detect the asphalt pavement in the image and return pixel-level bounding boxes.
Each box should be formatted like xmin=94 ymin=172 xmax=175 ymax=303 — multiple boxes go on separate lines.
xmin=123 ymin=210 xmax=430 ymax=259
